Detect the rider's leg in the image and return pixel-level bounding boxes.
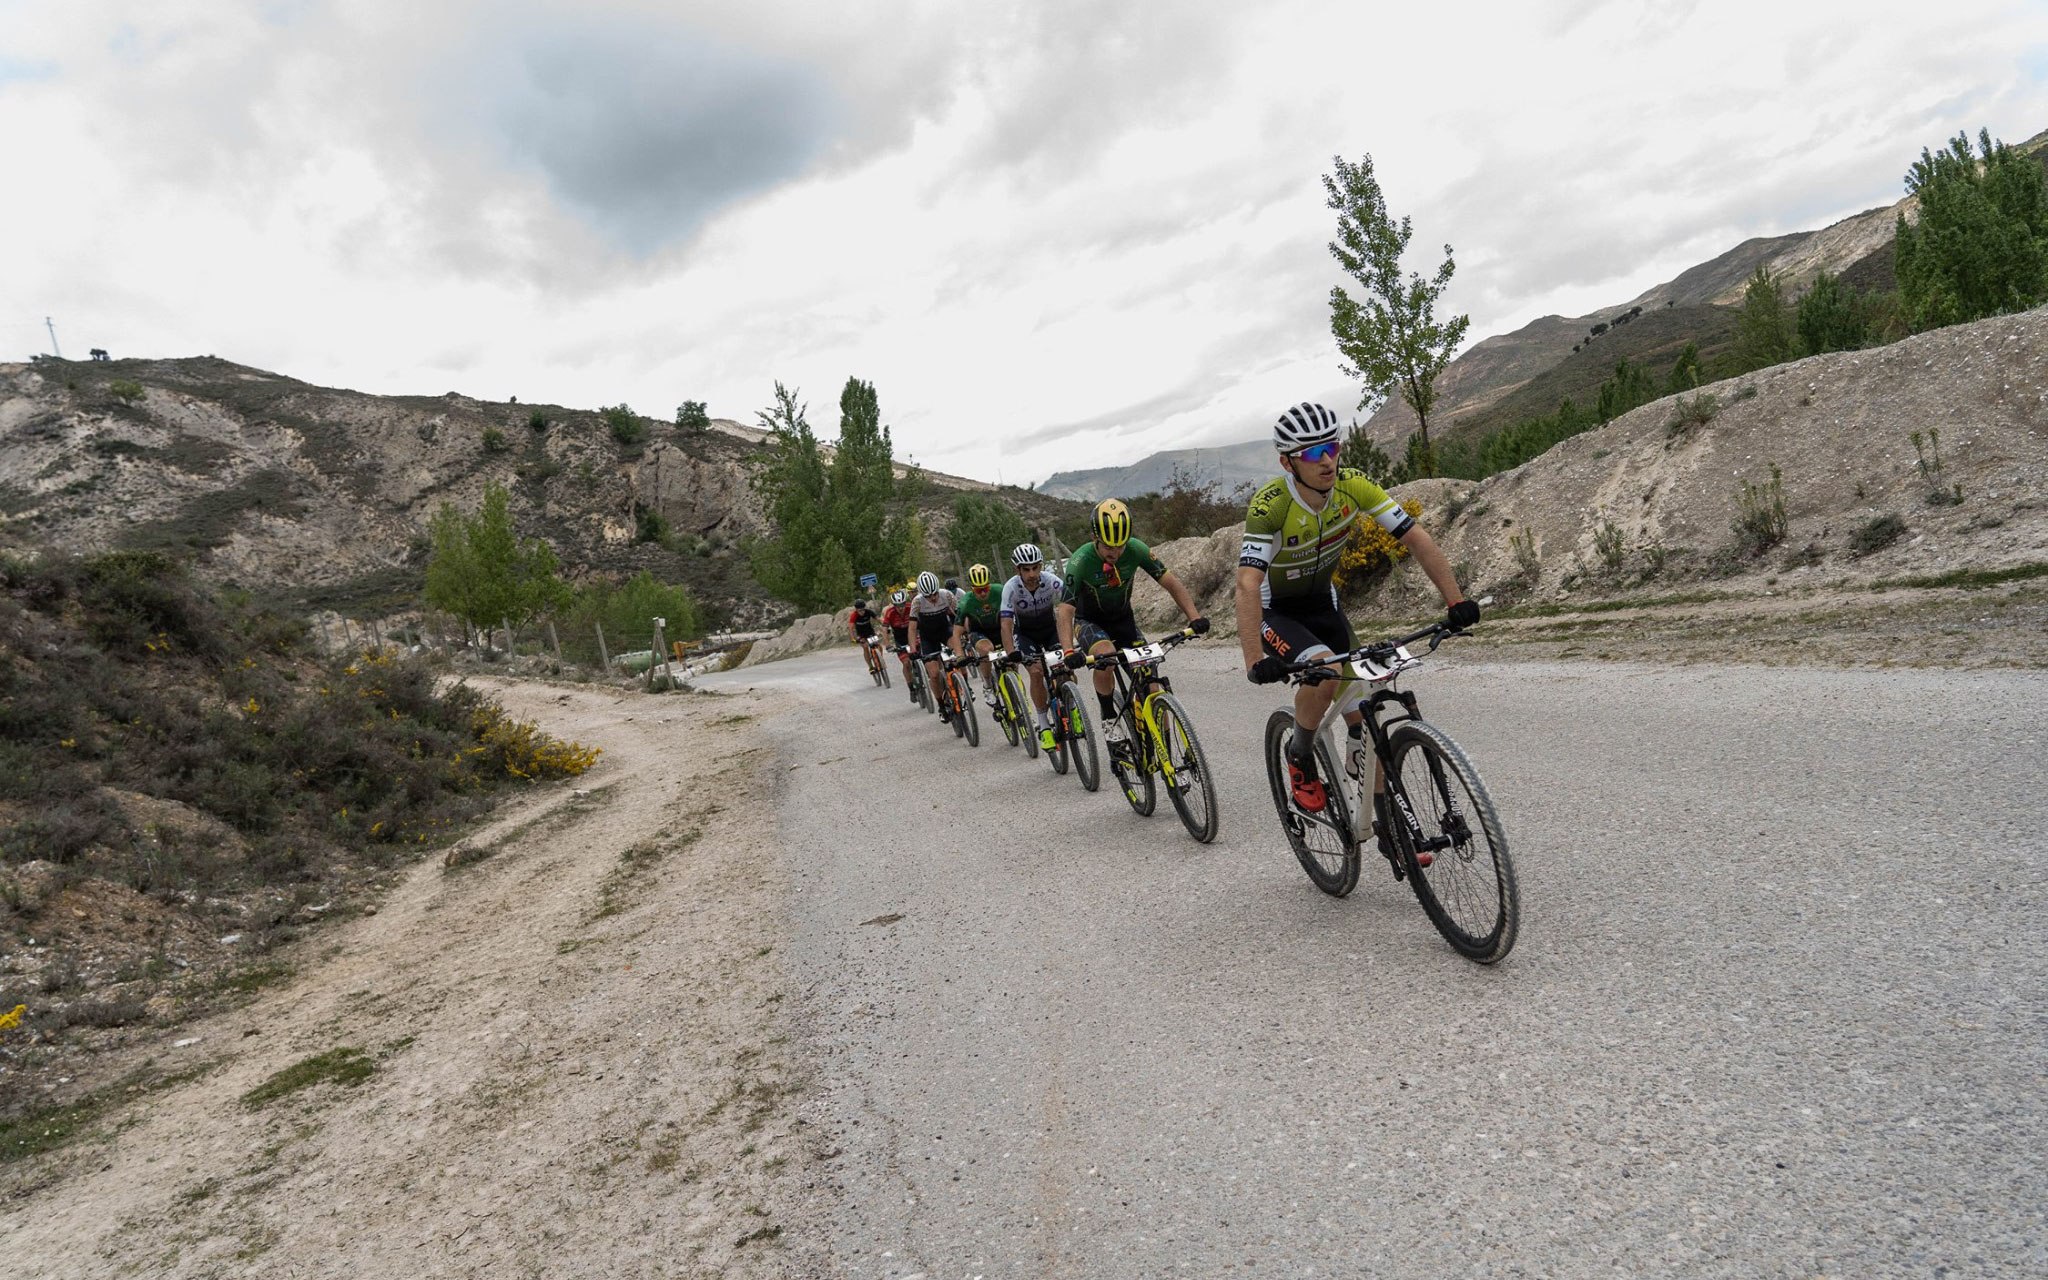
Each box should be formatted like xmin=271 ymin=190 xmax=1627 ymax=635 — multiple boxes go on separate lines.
xmin=1090 ymin=640 xmax=1118 ymax=722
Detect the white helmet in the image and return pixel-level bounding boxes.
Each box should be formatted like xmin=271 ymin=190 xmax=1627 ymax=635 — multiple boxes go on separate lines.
xmin=1273 ymin=402 xmax=1341 ymax=452
xmin=1011 ymin=542 xmax=1043 ymax=567
xmin=916 ymin=571 xmax=940 ymax=596
xmin=890 ymin=589 xmax=908 ymax=605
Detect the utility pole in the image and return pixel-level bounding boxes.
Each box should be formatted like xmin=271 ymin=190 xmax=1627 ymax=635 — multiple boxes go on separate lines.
xmin=45 ymin=317 xmax=61 ymax=359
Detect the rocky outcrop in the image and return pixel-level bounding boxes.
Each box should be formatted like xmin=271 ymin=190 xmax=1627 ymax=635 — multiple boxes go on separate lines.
xmin=630 ymin=442 xmax=768 ymax=541
xmin=739 ymin=610 xmax=852 ymax=666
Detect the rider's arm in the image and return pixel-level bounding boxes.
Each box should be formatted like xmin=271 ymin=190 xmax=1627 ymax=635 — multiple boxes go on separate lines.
xmin=1157 ymin=570 xmax=1200 ymax=623
xmin=1234 ymin=566 xmax=1265 ymax=672
xmin=1397 ymin=524 xmax=1467 ymax=608
xmin=1054 ymin=601 xmax=1077 ymax=652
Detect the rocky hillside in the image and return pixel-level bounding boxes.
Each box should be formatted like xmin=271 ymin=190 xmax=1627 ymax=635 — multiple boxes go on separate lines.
xmin=1038 ymin=438 xmax=1276 ymax=503
xmin=0 ymin=358 xmax=1084 ymax=627
xmin=1116 ymin=309 xmax=2048 ymax=635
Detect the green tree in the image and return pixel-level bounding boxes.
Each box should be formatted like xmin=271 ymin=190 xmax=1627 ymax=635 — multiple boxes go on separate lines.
xmin=1795 ymin=272 xmax=1875 ymax=354
xmin=1734 ymin=266 xmax=1796 ymax=371
xmin=602 ymin=404 xmax=648 ymax=447
xmin=1664 ymin=342 xmax=1703 ymax=394
xmin=566 ymin=572 xmax=701 ymax=658
xmin=748 ymin=379 xmax=912 ymax=612
xmin=423 ymin=482 xmax=571 ymax=635
xmin=1339 ymin=421 xmax=1398 ymax=486
xmin=1895 ymin=127 xmax=2048 ymax=331
xmin=675 ymin=400 xmax=710 ymax=432
xmin=1593 ymin=358 xmax=1657 ymax=423
xmin=1324 ymin=153 xmax=1471 ymax=458
xmin=946 ymin=493 xmax=1031 ymax=568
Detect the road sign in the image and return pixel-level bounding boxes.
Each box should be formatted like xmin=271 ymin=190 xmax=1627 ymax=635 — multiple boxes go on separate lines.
xmin=858 ymin=573 xmax=878 ymax=589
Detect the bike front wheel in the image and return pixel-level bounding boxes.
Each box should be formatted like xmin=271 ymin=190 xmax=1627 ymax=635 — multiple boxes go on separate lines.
xmin=1264 ymin=710 xmax=1358 ymax=897
xmin=1155 ymin=693 xmax=1218 ymax=844
xmin=1387 ymin=720 xmax=1518 ymax=963
xmin=953 ymin=673 xmax=980 ymax=747
xmin=1066 ymin=685 xmax=1100 ymax=792
xmin=995 ymin=671 xmax=1021 ymax=747
xmin=1008 ymin=673 xmax=1040 ymax=758
xmin=1110 ymin=703 xmax=1155 ymax=817
xmin=877 ymin=650 xmax=891 ymax=688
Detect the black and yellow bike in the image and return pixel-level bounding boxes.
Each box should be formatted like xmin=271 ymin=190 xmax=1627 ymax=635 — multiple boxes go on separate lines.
xmin=1082 ymin=626 xmax=1217 ymax=842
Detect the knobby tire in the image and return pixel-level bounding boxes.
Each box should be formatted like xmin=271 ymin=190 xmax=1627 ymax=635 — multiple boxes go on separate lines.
xmin=1387 ymin=721 xmax=1518 ymax=963
xmin=1264 ymin=709 xmax=1358 ymax=897
xmin=1155 ymin=692 xmax=1218 ymax=844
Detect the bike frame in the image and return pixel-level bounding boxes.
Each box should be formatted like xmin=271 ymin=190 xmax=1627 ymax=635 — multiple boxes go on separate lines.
xmin=1097 ymin=629 xmax=1195 ymax=789
xmin=1303 ymin=626 xmax=1463 ymax=856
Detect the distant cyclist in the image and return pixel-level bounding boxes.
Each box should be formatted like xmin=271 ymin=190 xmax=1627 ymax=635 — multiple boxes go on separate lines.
xmin=1056 ymin=498 xmax=1208 ymax=747
xmin=999 ymin=542 xmax=1066 ymax=752
xmin=1235 ymin=402 xmax=1478 ymax=862
xmin=952 ymin=563 xmax=1005 ymax=705
xmin=908 ymin=571 xmax=963 ymax=722
xmin=880 ymin=588 xmax=916 ymax=694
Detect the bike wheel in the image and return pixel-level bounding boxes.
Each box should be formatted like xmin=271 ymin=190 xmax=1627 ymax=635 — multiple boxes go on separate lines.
xmin=920 ymin=668 xmax=935 ymax=714
xmin=1067 ymin=685 xmax=1100 ymax=793
xmin=1013 ymin=675 xmax=1042 ymax=759
xmin=996 ymin=671 xmax=1022 ymax=748
xmin=1109 ymin=700 xmax=1155 ymax=817
xmin=1263 ymin=709 xmax=1358 ymax=897
xmin=955 ymin=673 xmax=980 ymax=747
xmin=1047 ymin=682 xmax=1073 ymax=775
xmin=1156 ymin=692 xmax=1218 ymax=844
xmin=1387 ymin=721 xmax=1518 ymax=963
xmin=877 ymin=651 xmax=891 ymax=688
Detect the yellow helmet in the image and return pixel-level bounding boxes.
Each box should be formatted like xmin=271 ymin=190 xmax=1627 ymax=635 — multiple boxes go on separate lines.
xmin=967 ymin=563 xmax=992 ymax=588
xmin=1092 ymin=498 xmax=1131 ymax=548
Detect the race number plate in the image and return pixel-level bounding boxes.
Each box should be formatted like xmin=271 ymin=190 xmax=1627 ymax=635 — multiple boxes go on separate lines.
xmin=1123 ymin=643 xmax=1166 ymax=665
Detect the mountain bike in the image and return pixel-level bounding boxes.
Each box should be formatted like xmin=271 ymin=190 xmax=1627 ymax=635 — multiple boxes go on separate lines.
xmin=1037 ymin=649 xmax=1099 ymax=790
xmin=942 ymin=654 xmax=981 ymax=747
xmin=862 ymin=635 xmax=891 ymax=688
xmin=1267 ymin=622 xmax=1518 ymax=964
xmin=989 ymin=651 xmax=1035 ymax=754
xmin=1083 ymin=625 xmax=1217 ymax=842
xmin=898 ymin=646 xmax=932 ymax=714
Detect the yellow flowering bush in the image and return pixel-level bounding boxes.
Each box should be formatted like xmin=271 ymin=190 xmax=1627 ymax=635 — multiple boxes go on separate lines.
xmin=1332 ymin=499 xmax=1423 ymax=596
xmin=470 ymin=704 xmax=602 ymax=781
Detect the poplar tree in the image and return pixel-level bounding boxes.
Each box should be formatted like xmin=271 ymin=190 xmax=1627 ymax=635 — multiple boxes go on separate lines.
xmin=1324 ymin=153 xmax=1470 ymax=461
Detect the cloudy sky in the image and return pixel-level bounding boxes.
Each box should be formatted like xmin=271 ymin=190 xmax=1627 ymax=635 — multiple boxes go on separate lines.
xmin=5 ymin=0 xmax=2047 ymax=485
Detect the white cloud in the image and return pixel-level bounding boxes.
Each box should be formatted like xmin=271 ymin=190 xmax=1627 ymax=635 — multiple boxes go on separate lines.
xmin=2 ymin=0 xmax=2045 ymax=486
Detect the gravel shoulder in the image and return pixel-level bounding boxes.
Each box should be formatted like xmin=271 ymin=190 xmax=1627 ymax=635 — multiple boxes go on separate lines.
xmin=1 ymin=678 xmax=830 ymax=1279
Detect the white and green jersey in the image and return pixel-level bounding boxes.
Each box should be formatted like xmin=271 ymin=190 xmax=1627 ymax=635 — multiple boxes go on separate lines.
xmin=1238 ymin=469 xmax=1414 ymax=607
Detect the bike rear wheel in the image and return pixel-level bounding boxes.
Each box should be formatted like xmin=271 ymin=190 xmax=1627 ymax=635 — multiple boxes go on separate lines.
xmin=1263 ymin=710 xmax=1358 ymax=897
xmin=1109 ymin=697 xmax=1155 ymax=817
xmin=1387 ymin=721 xmax=1518 ymax=963
xmin=1047 ymin=680 xmax=1071 ymax=775
xmin=1156 ymin=692 xmax=1218 ymax=844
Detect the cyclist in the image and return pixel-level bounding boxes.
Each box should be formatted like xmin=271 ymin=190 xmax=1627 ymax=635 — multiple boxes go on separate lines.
xmin=1055 ymin=498 xmax=1208 ymax=751
xmin=880 ymin=588 xmax=916 ymax=695
xmin=1234 ymin=402 xmax=1479 ymax=866
xmin=848 ymin=596 xmax=882 ymax=675
xmin=951 ymin=563 xmax=1006 ymax=707
xmin=998 ymin=542 xmax=1065 ymax=752
xmin=908 ymin=571 xmax=963 ymax=723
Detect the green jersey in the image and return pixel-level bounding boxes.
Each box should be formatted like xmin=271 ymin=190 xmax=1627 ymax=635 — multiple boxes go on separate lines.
xmin=956 ymin=585 xmax=1003 ymax=634
xmin=1238 ymin=469 xmax=1414 ymax=608
xmin=1061 ymin=538 xmax=1166 ymax=623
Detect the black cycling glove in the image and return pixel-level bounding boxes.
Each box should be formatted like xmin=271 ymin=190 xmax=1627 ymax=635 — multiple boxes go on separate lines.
xmin=1063 ymin=648 xmax=1090 ymax=670
xmin=1247 ymin=656 xmax=1289 ymax=685
xmin=1189 ymin=616 xmax=1211 ymax=636
xmin=1447 ymin=599 xmax=1481 ymax=629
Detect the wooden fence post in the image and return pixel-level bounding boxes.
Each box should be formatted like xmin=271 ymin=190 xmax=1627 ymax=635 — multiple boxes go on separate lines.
xmin=547 ymin=620 xmax=562 ymax=660
xmin=595 ymin=622 xmax=610 ymax=671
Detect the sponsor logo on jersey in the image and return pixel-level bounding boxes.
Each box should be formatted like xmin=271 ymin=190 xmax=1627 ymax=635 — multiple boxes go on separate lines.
xmin=1286 ymin=534 xmax=1299 ymax=546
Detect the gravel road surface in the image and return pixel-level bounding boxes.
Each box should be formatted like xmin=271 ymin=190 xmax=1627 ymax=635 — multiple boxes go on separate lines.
xmin=705 ymin=644 xmax=2046 ymax=1279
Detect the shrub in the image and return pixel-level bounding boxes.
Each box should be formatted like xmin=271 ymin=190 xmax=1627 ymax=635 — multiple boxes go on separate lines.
xmin=1666 ymin=391 xmax=1720 ymax=438
xmin=1332 ymin=499 xmax=1423 ymax=599
xmin=528 ymin=409 xmax=549 ymax=431
xmin=481 ymin=427 xmax=510 ymax=454
xmin=1850 ymin=513 xmax=1907 ymax=556
xmin=108 ymin=379 xmax=145 ymax=403
xmin=602 ymin=404 xmax=647 ymax=447
xmin=1594 ymin=522 xmax=1626 ymax=572
xmin=1508 ymin=528 xmax=1539 ymax=582
xmin=675 ymin=400 xmax=710 ymax=432
xmin=1732 ymin=463 xmax=1789 ymax=557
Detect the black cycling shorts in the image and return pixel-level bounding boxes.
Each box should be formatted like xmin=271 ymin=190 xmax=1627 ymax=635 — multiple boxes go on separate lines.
xmin=1260 ymin=598 xmax=1353 ymax=663
xmin=1009 ymin=617 xmax=1059 ymax=657
xmin=965 ymin=626 xmax=1004 ymax=651
xmin=913 ymin=614 xmax=953 ymax=659
xmin=1076 ymin=614 xmax=1144 ymax=653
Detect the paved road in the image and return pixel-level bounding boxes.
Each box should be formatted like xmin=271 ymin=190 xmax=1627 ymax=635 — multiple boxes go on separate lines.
xmin=704 ymin=644 xmax=2046 ymax=1278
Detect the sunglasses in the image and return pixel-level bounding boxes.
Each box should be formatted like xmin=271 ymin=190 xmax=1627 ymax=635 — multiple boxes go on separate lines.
xmin=1291 ymin=441 xmax=1341 ymax=463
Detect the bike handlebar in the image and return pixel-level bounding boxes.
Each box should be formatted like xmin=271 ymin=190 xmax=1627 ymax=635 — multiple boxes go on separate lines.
xmin=1080 ymin=624 xmax=1198 ymax=670
xmin=1281 ymin=622 xmax=1467 ymax=683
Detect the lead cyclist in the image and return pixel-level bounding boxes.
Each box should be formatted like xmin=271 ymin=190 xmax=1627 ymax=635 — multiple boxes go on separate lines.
xmin=1234 ymin=402 xmax=1481 ymax=866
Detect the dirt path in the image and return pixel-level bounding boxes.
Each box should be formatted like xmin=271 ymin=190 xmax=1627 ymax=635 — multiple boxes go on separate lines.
xmin=2 ymin=679 xmax=832 ymax=1279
